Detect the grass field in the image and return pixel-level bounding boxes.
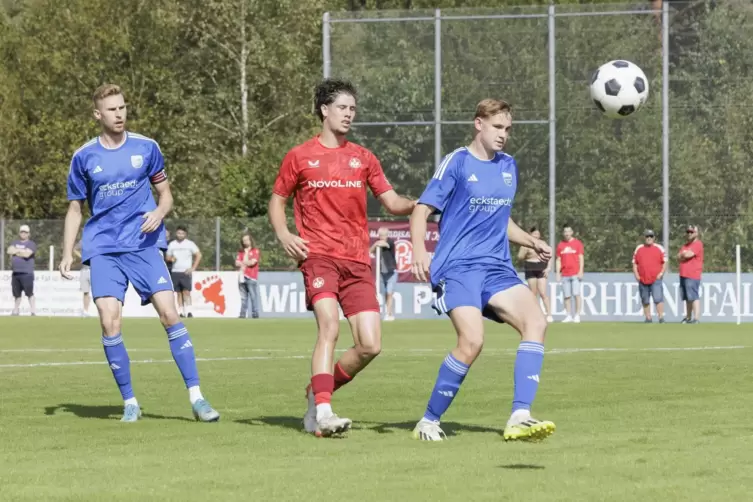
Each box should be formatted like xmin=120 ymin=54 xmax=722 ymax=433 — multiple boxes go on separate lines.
xmin=1 ymin=317 xmax=752 ymax=501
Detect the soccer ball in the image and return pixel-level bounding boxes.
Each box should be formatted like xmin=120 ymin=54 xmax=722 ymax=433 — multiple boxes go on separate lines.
xmin=589 ymin=60 xmax=649 ymax=118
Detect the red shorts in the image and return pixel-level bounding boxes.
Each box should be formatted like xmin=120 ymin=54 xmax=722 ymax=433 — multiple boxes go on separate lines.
xmin=300 ymin=255 xmax=379 ymax=318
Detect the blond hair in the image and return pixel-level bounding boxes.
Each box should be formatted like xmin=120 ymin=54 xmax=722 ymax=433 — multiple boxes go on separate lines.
xmin=92 ymin=84 xmax=123 ymax=106
xmin=474 ymin=98 xmax=512 ymax=120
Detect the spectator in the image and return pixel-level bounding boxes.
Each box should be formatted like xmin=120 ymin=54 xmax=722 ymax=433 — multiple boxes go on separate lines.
xmin=166 ymin=226 xmax=201 ymax=318
xmin=73 ymin=239 xmax=92 ymax=317
xmin=7 ymin=224 xmax=37 ymax=316
xmin=236 ymin=234 xmax=260 ymax=319
xmin=370 ymin=226 xmax=397 ymax=321
xmin=556 ymin=224 xmax=584 ymax=323
xmin=517 ymin=226 xmax=553 ymax=323
xmin=632 ymin=229 xmax=666 ymax=324
xmin=678 ymin=224 xmax=703 ymax=324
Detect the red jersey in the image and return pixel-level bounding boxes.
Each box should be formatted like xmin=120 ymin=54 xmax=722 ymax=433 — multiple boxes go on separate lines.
xmin=556 ymin=238 xmax=584 ymax=277
xmin=679 ymin=239 xmax=704 ymax=279
xmin=237 ymin=248 xmax=260 ymax=280
xmin=273 ymin=136 xmax=392 ymax=265
xmin=632 ymin=244 xmax=666 ymax=284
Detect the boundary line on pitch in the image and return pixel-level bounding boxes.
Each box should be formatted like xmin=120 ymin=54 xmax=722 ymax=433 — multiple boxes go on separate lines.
xmin=0 ymin=345 xmax=747 ymax=369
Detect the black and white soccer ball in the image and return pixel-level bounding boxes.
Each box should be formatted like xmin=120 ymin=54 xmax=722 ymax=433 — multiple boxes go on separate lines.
xmin=590 ymin=60 xmax=649 ymax=118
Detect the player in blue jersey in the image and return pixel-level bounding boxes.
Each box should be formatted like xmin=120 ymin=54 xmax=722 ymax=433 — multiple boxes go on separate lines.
xmin=409 ymin=99 xmax=555 ymax=442
xmin=59 ymin=84 xmax=219 ymax=423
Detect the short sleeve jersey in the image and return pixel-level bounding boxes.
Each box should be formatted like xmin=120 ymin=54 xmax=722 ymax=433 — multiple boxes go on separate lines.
xmin=272 ymin=136 xmax=392 ymax=265
xmin=556 ymin=239 xmax=584 ymax=277
xmin=67 ymin=132 xmax=168 ymax=263
xmin=167 ymin=239 xmax=200 ymax=273
xmin=11 ymin=239 xmax=36 ymax=274
xmin=679 ymin=240 xmax=704 ymax=279
xmin=632 ymin=244 xmax=666 ymax=284
xmin=418 ymin=147 xmax=518 ymax=282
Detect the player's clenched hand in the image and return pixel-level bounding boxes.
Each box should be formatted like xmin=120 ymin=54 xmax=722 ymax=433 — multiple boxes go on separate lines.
xmin=141 ymin=210 xmax=164 ymax=233
xmin=533 ymin=238 xmax=552 ymax=262
xmin=59 ymin=255 xmax=74 ymax=280
xmin=412 ymin=247 xmax=430 ymax=282
xmin=279 ymin=232 xmax=309 ymax=261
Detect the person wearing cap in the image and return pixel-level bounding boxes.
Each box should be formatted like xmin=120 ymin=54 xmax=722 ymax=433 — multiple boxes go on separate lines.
xmin=678 ymin=225 xmax=704 ymax=324
xmin=632 ymin=229 xmax=667 ymax=323
xmin=6 ymin=224 xmax=37 ymax=316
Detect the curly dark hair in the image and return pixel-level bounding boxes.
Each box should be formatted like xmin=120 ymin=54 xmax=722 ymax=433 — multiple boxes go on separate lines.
xmin=314 ymin=78 xmax=357 ymax=121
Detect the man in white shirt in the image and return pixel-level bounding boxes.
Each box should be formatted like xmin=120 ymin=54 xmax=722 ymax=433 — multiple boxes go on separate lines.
xmin=166 ymin=226 xmax=202 ymax=318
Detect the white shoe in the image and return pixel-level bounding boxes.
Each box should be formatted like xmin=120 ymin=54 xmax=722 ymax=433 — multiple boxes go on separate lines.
xmin=562 ymin=316 xmax=573 ymax=323
xmin=384 ymin=315 xmax=395 ymax=322
xmin=546 ymin=315 xmax=553 ymax=323
xmin=303 ymin=385 xmax=317 ymax=434
xmin=573 ymin=315 xmax=581 ymax=323
xmin=316 ymin=413 xmax=352 ymax=437
xmin=412 ymin=418 xmax=446 ymax=441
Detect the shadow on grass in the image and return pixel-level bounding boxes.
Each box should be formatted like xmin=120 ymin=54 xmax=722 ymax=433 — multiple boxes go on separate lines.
xmin=44 ymin=403 xmax=194 ymax=422
xmin=499 ymin=464 xmax=546 ymax=470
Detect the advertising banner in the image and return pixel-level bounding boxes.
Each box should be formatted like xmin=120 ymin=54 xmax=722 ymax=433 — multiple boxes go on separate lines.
xmin=367 ymin=220 xmax=439 ymax=283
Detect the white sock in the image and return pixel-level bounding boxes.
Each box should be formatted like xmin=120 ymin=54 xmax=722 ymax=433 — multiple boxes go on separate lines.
xmin=316 ymin=403 xmax=333 ymax=420
xmin=124 ymin=397 xmax=138 ymax=407
xmin=509 ymin=408 xmax=531 ymax=425
xmin=188 ymin=385 xmax=203 ymax=404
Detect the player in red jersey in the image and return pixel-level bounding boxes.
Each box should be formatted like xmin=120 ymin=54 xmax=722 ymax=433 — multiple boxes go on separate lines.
xmin=268 ymin=79 xmax=415 ymax=437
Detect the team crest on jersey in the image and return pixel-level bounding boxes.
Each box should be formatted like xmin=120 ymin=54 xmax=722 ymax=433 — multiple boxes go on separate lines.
xmin=502 ymin=172 xmax=513 ymax=186
xmin=312 ymin=277 xmax=325 ymax=289
xmin=131 ymin=155 xmax=144 ymax=169
xmin=349 ymin=158 xmax=362 ymax=169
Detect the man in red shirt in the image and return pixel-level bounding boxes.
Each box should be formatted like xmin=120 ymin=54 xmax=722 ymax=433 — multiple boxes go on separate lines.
xmin=269 ymin=78 xmax=415 ymax=437
xmin=555 ymin=225 xmax=584 ymax=323
xmin=632 ymin=229 xmax=667 ymax=323
xmin=678 ymin=224 xmax=704 ymax=324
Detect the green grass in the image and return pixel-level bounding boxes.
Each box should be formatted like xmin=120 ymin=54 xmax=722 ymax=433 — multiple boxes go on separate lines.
xmin=1 ymin=318 xmax=753 ymax=501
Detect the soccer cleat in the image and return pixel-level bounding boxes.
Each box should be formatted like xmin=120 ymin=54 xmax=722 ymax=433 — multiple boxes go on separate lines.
xmin=659 ymin=318 xmax=666 ymax=324
xmin=562 ymin=316 xmax=573 ymax=323
xmin=303 ymin=385 xmax=318 ymax=434
xmin=412 ymin=418 xmax=447 ymax=441
xmin=121 ymin=403 xmax=142 ymax=423
xmin=192 ymin=399 xmax=220 ymax=422
xmin=573 ymin=315 xmax=581 ymax=323
xmin=503 ymin=416 xmax=556 ymax=442
xmin=314 ymin=413 xmax=352 ymax=437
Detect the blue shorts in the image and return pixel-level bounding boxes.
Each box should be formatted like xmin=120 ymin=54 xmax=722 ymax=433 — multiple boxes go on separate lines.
xmin=680 ymin=277 xmax=701 ymax=302
xmin=90 ymin=248 xmax=173 ymax=305
xmin=432 ymin=264 xmax=524 ymax=323
xmin=381 ymin=271 xmax=398 ymax=295
xmin=639 ymin=280 xmax=664 ymax=305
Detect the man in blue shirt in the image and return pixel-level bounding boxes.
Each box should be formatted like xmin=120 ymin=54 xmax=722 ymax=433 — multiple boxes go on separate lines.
xmin=409 ymin=99 xmax=555 ymax=442
xmin=59 ymin=84 xmax=219 ymax=423
xmin=7 ymin=224 xmax=37 ymax=316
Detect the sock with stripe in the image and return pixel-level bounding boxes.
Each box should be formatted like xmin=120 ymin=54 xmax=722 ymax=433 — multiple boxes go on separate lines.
xmin=165 ymin=323 xmax=202 ymax=402
xmin=423 ymin=353 xmax=470 ymax=422
xmin=512 ymin=341 xmax=545 ymax=413
xmin=333 ymin=362 xmax=353 ymax=392
xmin=102 ymin=334 xmax=135 ymax=404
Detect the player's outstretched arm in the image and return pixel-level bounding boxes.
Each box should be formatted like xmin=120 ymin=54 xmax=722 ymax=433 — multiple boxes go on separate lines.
xmin=378 ymin=190 xmax=416 ymax=216
xmin=268 ymin=194 xmax=308 ymax=261
xmin=60 ymin=200 xmax=83 ymax=279
xmin=410 ymin=203 xmax=434 ymax=282
xmin=508 ymin=218 xmax=551 ymax=263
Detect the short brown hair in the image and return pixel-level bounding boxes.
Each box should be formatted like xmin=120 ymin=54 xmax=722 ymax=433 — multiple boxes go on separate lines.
xmin=474 ymin=99 xmax=512 ymax=120
xmin=92 ymin=84 xmax=123 ymax=105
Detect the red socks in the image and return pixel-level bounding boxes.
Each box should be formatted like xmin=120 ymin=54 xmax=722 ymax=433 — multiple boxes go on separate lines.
xmin=311 ymin=373 xmax=334 ymax=405
xmin=333 ymin=363 xmax=353 ymax=392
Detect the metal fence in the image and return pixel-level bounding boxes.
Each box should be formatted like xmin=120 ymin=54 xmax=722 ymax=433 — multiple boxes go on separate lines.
xmin=322 ymin=1 xmax=753 ymax=273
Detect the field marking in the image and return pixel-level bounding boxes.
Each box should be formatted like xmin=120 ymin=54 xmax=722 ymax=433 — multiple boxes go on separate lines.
xmin=0 ymin=345 xmax=747 ymax=369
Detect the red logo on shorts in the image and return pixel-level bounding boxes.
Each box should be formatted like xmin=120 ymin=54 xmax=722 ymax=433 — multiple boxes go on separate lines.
xmin=313 ymin=277 xmax=325 ymax=289
xmin=394 ymin=240 xmax=413 ymax=273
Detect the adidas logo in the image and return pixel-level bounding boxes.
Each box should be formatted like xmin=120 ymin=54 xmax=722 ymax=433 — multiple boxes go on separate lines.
xmin=110 ymin=363 xmax=121 ymax=370
xmin=157 ymin=276 xmax=168 ymax=284
xmin=180 ymin=340 xmax=193 ymax=350
xmin=527 ymin=374 xmax=540 ymax=383
xmin=438 ymin=390 xmax=454 ymax=397
xmin=467 ymin=174 xmax=478 ymax=182
xmin=93 ymin=166 xmax=103 ymax=174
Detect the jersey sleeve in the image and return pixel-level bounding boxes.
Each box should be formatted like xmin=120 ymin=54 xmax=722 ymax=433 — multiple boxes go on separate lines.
xmin=272 ymin=150 xmax=300 ymax=197
xmin=28 ymin=241 xmax=37 ymax=255
xmin=578 ymin=240 xmax=585 ymax=256
xmin=190 ymin=241 xmax=200 ymax=254
xmin=657 ymin=244 xmax=667 ymax=262
xmin=367 ymin=153 xmax=393 ymax=198
xmin=148 ymin=141 xmax=167 ymax=184
xmin=418 ymin=152 xmax=461 ymax=213
xmin=632 ymin=245 xmax=641 ymax=264
xmin=67 ymin=153 xmax=88 ymax=201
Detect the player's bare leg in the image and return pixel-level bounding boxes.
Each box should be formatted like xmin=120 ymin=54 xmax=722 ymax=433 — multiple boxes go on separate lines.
xmin=537 ymin=277 xmax=553 ymax=322
xmin=151 ymin=291 xmax=219 ymax=422
xmin=181 ymin=290 xmax=193 ymax=318
xmin=414 ymin=306 xmax=483 ymax=441
xmin=563 ymin=296 xmax=572 ymax=322
xmin=331 ymin=310 xmax=382 ymax=388
xmin=305 ymin=296 xmax=351 ymax=437
xmin=96 ymin=297 xmax=140 ymax=422
xmin=486 ymin=285 xmax=555 ymax=442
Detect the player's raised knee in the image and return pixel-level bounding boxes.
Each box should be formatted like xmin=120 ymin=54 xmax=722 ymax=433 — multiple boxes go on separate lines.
xmin=158 ymin=309 xmax=181 ymax=328
xmin=522 ymin=311 xmax=548 ymax=343
xmin=356 ymin=337 xmax=381 ymax=360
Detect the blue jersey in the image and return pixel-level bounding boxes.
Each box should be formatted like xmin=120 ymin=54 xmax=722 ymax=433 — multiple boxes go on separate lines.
xmin=67 ymin=132 xmax=168 ymax=263
xmin=418 ymin=147 xmax=518 ymax=282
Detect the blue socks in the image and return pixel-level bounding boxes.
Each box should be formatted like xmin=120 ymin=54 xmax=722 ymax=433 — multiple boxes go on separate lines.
xmin=423 ymin=353 xmax=470 ymax=422
xmin=102 ymin=334 xmax=134 ymax=400
xmin=512 ymin=341 xmax=545 ymax=412
xmin=166 ymin=323 xmax=200 ymax=388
